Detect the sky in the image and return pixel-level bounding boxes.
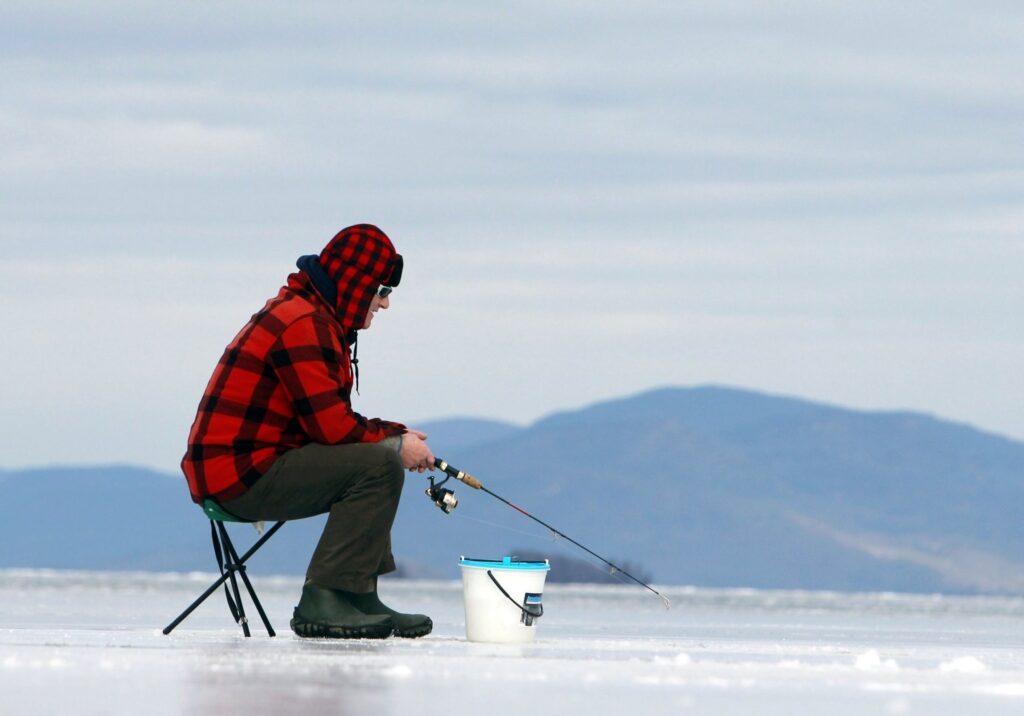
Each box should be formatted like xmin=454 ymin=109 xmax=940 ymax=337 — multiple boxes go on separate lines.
xmin=1 ymin=1 xmax=1022 ymax=472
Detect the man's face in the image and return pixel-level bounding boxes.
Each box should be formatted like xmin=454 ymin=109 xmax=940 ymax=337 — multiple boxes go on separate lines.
xmin=363 ymin=292 xmax=390 ymax=329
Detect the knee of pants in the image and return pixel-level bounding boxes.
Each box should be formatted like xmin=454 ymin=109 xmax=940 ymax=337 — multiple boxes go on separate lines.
xmin=382 ymin=447 xmax=404 ymax=492
xmin=364 ymin=444 xmax=405 ymax=496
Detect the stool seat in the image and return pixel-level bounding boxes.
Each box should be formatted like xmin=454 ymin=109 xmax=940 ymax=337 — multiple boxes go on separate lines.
xmin=202 ymin=499 xmax=247 ymax=523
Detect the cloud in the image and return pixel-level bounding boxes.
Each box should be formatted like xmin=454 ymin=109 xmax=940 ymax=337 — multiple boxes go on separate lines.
xmin=1 ymin=1 xmax=1022 ymax=467
xmin=0 ymin=112 xmax=269 ymax=177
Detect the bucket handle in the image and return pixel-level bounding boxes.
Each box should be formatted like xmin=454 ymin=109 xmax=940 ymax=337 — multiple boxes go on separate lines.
xmin=487 ymin=570 xmax=543 ymax=624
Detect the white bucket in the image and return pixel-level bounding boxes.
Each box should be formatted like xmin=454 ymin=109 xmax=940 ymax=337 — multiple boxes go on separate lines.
xmin=459 ymin=556 xmax=550 ymax=643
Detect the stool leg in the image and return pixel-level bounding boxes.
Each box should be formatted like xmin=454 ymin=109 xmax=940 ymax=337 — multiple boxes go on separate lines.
xmin=163 ymin=520 xmax=286 ymax=636
xmin=217 ymin=523 xmax=251 ymax=637
xmin=163 ymin=569 xmax=236 ymax=635
xmin=221 ymin=529 xmax=277 ymax=637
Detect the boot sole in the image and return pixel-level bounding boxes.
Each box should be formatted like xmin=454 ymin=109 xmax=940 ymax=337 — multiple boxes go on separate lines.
xmin=394 ymin=618 xmax=432 ymax=639
xmin=290 ymin=616 xmax=395 ymax=640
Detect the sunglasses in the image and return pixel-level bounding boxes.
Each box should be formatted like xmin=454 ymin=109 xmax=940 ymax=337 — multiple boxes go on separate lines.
xmin=376 ymin=285 xmax=393 ymax=299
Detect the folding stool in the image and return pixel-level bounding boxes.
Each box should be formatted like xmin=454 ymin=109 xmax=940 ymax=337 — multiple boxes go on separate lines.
xmin=163 ymin=500 xmax=285 ymax=637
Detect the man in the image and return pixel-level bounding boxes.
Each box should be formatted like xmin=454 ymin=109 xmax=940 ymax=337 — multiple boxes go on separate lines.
xmin=181 ymin=224 xmax=435 ymax=639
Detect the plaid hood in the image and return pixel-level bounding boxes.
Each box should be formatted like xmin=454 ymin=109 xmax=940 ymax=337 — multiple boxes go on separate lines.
xmin=294 ymin=224 xmax=403 ymax=334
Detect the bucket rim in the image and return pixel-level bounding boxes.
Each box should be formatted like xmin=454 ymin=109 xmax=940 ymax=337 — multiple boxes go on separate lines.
xmin=459 ymin=555 xmax=551 ymax=571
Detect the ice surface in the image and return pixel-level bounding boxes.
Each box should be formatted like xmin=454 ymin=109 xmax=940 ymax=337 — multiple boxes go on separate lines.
xmin=3 ymin=570 xmax=1024 ymax=715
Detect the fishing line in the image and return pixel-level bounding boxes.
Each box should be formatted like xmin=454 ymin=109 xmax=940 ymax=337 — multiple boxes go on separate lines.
xmin=429 ymin=458 xmax=672 ymax=609
xmin=449 ymin=512 xmax=555 ymax=543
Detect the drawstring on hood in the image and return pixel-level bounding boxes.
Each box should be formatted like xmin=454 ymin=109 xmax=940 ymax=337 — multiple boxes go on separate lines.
xmin=294 ymin=224 xmax=403 ymax=394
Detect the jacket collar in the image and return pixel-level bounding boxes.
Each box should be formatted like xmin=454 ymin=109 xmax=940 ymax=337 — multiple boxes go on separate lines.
xmin=296 ymin=254 xmax=337 ymax=308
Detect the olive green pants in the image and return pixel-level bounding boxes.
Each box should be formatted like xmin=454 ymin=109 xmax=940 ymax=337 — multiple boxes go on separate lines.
xmin=221 ymin=442 xmax=404 ymax=593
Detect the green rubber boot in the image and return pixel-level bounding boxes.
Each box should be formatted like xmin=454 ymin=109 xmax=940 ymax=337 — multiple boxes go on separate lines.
xmin=290 ymin=583 xmax=395 ymax=639
xmin=341 ymin=581 xmax=432 ymax=638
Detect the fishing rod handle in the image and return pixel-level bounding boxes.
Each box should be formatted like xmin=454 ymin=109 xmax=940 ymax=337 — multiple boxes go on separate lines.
xmin=433 ymin=458 xmax=482 ymax=489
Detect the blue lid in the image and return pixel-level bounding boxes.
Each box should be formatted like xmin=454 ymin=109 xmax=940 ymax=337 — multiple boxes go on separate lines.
xmin=459 ymin=555 xmax=550 ymax=571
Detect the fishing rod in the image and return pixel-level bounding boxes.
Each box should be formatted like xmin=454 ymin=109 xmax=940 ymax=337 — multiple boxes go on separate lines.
xmin=427 ymin=457 xmax=671 ymax=609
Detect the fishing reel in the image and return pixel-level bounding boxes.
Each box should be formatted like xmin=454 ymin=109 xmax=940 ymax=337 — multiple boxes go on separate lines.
xmin=425 ymin=473 xmax=458 ymax=514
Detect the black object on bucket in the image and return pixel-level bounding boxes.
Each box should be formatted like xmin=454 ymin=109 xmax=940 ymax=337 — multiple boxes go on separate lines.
xmin=521 ymin=593 xmax=543 ymax=626
xmin=487 ymin=570 xmax=544 ymax=626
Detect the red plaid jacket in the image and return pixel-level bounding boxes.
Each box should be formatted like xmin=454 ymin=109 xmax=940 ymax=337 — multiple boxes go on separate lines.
xmin=181 ymin=225 xmax=406 ymax=504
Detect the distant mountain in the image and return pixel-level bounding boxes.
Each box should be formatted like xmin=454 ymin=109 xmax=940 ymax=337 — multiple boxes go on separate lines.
xmin=399 ymin=386 xmax=1024 ymax=594
xmin=3 ymin=385 xmax=1024 ymax=595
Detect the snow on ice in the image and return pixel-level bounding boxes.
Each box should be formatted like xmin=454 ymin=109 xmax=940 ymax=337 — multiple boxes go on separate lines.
xmin=2 ymin=570 xmax=1024 ymax=715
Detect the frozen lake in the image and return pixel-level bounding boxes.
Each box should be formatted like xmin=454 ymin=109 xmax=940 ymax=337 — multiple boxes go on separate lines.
xmin=3 ymin=569 xmax=1024 ymax=715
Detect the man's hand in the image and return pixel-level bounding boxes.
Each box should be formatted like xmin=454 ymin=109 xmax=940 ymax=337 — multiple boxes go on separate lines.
xmin=400 ymin=431 xmax=435 ymax=473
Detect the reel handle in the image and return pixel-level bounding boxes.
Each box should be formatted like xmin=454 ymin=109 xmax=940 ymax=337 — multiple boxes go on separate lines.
xmin=433 ymin=458 xmax=482 ymax=489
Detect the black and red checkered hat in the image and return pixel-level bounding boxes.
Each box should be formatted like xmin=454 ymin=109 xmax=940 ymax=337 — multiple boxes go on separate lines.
xmin=316 ymin=224 xmax=403 ymax=331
